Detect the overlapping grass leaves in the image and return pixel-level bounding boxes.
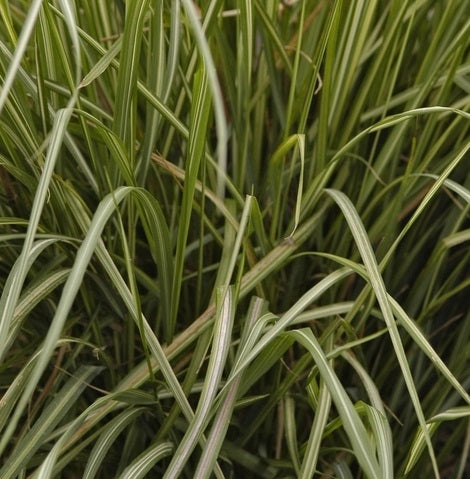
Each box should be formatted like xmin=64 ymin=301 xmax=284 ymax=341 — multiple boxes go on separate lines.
xmin=0 ymin=1 xmax=469 ymax=478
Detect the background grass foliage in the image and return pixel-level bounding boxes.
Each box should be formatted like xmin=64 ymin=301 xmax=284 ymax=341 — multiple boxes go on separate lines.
xmin=1 ymin=1 xmax=469 ymax=478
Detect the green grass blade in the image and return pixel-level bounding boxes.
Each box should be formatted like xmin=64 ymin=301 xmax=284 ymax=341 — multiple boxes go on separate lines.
xmin=299 ymin=380 xmax=331 ymax=479
xmin=194 ymin=297 xmax=266 ymax=479
xmin=0 ymin=366 xmax=102 ymax=479
xmin=5 ymin=267 xmax=70 ymax=355
xmin=169 ymin=66 xmax=211 ymax=341
xmin=0 ymin=186 xmax=132 ymax=456
xmin=90 ymin=231 xmax=225 ymax=478
xmin=403 ymin=423 xmax=439 ymax=476
xmin=0 ymin=0 xmax=42 ymax=114
xmin=112 ymin=0 xmax=149 ymax=167
xmin=79 ymin=38 xmax=122 ymax=88
xmin=0 ymin=239 xmax=58 ymax=359
xmin=326 ymin=188 xmax=439 ymax=477
xmin=0 ymin=107 xmax=75 ymax=364
xmin=362 ymin=403 xmax=394 ymax=479
xmin=289 ymin=328 xmax=380 ymax=479
xmin=389 ymin=297 xmax=470 ymax=406
xmin=284 ymin=394 xmax=301 ymax=474
xmin=382 ymin=140 xmax=470 ymax=266
xmin=228 ymin=268 xmax=352 ymax=384
xmin=181 ymin=0 xmax=228 ymax=199
xmin=416 ymin=173 xmax=470 ymax=204
xmin=314 ymin=251 xmax=470 ymax=407
xmin=117 ymin=442 xmax=174 ymax=479
xmin=83 ymin=408 xmax=147 ymax=479
xmin=163 ymin=287 xmax=236 ymax=479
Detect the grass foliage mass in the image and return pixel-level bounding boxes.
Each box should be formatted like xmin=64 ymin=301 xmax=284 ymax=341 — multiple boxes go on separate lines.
xmin=1 ymin=1 xmax=469 ymax=478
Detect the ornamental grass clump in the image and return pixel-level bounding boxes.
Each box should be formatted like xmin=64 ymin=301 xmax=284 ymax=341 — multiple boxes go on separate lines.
xmin=0 ymin=1 xmax=469 ymax=478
